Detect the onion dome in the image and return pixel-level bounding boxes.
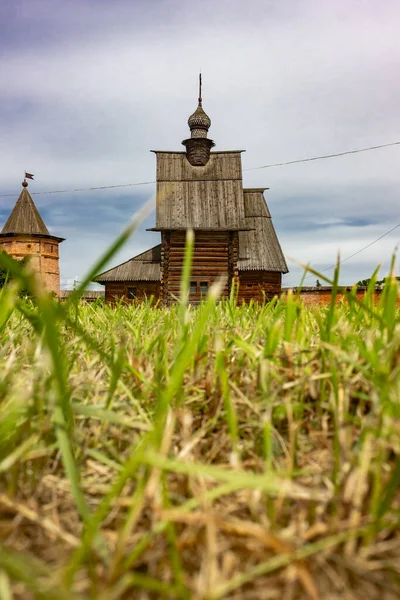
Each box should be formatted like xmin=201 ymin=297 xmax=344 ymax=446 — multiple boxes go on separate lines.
xmin=183 ymin=74 xmax=215 ymax=166
xmin=188 ymin=103 xmax=211 ymax=138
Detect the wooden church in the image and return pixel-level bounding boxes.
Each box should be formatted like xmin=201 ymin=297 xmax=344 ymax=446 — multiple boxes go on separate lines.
xmin=98 ymin=77 xmax=288 ymax=304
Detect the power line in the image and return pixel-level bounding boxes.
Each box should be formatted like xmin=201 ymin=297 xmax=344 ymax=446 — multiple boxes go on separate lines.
xmin=284 ymin=221 xmax=400 ymax=286
xmin=61 ymin=222 xmax=400 ymax=283
xmin=0 ymin=180 xmax=155 ymax=198
xmin=244 ymin=141 xmax=400 ymax=171
xmin=2 ymin=140 xmax=399 ymax=277
xmin=1 ymin=140 xmax=399 ymax=198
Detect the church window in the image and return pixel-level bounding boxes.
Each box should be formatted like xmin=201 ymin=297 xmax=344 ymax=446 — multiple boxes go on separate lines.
xmin=190 ymin=281 xmax=197 ymax=294
xmin=200 ymin=281 xmax=209 ymax=295
xmin=127 ymin=287 xmax=137 ymax=299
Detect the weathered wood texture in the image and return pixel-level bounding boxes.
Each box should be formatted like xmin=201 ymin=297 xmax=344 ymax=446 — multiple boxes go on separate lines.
xmin=59 ymin=290 xmax=105 ymax=302
xmin=228 ymin=231 xmax=239 ymax=293
xmin=241 ymin=188 xmax=271 ymax=217
xmin=160 ymin=231 xmax=170 ymax=304
xmin=238 ymin=190 xmax=288 ymax=273
xmin=154 ymin=152 xmax=245 ymax=230
xmin=96 ymin=246 xmax=161 ymax=283
xmin=161 ymin=230 xmax=236 ymax=304
xmin=95 ymin=156 xmax=288 ymax=305
xmin=238 ymin=270 xmax=282 ymax=303
xmin=104 ymin=281 xmax=160 ymax=304
xmin=154 ymin=151 xmax=243 ymax=182
xmin=182 ymin=138 xmax=214 ymax=166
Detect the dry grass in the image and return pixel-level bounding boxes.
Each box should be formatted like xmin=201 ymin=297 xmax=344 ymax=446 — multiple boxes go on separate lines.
xmin=0 ymin=243 xmax=400 ymax=599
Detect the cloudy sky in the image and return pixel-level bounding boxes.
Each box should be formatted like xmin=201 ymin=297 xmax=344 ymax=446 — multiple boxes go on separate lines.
xmin=1 ymin=0 xmax=399 ymax=289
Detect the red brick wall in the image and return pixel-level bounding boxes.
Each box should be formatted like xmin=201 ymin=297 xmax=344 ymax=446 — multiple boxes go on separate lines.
xmin=0 ymin=235 xmax=61 ymax=296
xmin=282 ymin=286 xmax=400 ymax=307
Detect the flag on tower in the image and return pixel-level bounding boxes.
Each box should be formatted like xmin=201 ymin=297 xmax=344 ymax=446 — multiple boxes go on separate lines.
xmin=25 ymin=172 xmax=34 ymax=180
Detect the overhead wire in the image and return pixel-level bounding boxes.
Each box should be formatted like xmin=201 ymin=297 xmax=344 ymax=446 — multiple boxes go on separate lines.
xmin=0 ymin=180 xmax=155 ymax=198
xmin=61 ymin=223 xmax=400 ymax=283
xmin=244 ymin=140 xmax=400 ymax=171
xmin=1 ymin=139 xmax=399 ymax=279
xmin=284 ymin=222 xmax=400 ymax=286
xmin=0 ymin=140 xmax=399 ymax=198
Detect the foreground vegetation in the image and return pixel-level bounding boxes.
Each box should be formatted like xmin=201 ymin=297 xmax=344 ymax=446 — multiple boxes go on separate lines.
xmin=0 ymin=243 xmax=400 ymax=599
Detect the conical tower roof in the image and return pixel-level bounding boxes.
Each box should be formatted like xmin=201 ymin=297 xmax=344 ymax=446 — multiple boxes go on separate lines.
xmin=1 ymin=181 xmax=50 ymax=236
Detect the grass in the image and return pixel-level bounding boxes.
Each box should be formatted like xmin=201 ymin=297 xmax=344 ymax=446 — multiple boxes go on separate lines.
xmin=0 ymin=240 xmax=400 ymax=599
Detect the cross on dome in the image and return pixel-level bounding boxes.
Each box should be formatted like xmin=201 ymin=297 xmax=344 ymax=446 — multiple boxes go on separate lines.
xmin=187 ymin=74 xmax=211 ymax=138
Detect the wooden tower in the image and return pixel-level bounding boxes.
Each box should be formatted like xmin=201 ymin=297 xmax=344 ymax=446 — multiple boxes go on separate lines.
xmin=96 ymin=76 xmax=288 ymax=303
xmin=150 ymin=75 xmax=246 ymax=304
xmin=0 ymin=180 xmax=64 ymax=296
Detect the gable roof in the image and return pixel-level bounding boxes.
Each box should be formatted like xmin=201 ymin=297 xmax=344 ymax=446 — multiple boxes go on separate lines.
xmin=238 ymin=189 xmax=288 ymax=273
xmin=1 ymin=184 xmax=51 ymax=236
xmin=95 ymin=245 xmax=161 ymax=283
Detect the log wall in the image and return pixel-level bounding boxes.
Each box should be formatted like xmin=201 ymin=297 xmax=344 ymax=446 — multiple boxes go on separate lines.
xmin=161 ymin=230 xmax=238 ymax=304
xmin=238 ymin=270 xmax=282 ymax=303
xmin=104 ymin=281 xmax=160 ymax=304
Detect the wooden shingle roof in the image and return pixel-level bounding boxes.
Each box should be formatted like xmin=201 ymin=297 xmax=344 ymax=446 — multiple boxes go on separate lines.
xmin=59 ymin=290 xmax=105 ymax=300
xmin=1 ymin=183 xmax=51 ymax=236
xmin=238 ymin=190 xmax=288 ymax=273
xmin=95 ymin=245 xmax=161 ymax=283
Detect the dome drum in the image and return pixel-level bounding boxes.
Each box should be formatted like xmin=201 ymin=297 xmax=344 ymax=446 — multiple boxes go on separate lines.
xmin=182 ymin=137 xmax=215 ymax=166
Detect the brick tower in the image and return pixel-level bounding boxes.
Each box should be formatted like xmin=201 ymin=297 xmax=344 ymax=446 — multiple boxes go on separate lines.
xmin=0 ymin=180 xmax=64 ymax=295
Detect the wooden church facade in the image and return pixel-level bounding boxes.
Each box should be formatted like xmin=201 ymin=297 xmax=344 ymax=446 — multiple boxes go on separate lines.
xmin=97 ymin=77 xmax=288 ymax=303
